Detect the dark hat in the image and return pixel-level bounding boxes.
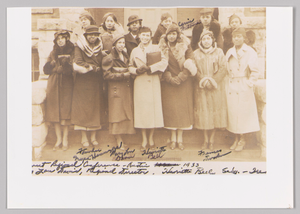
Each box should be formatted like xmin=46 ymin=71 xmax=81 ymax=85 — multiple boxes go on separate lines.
xmin=127 ymin=15 xmax=142 ymax=26
xmin=232 ymin=27 xmax=246 ymax=38
xmin=166 ymin=23 xmax=181 ymax=35
xmin=53 ymin=30 xmax=71 ymax=43
xmin=84 ymin=25 xmax=100 ymax=35
xmin=199 ymin=8 xmax=214 ymax=16
xmin=112 ymin=34 xmax=125 ymax=46
xmin=200 ymin=30 xmax=214 ymax=40
xmin=139 ymin=26 xmax=152 ymax=34
xmin=79 ymin=11 xmax=96 ymax=25
xmin=161 ymin=12 xmax=173 ymax=22
xmin=229 ymin=14 xmax=242 ymax=25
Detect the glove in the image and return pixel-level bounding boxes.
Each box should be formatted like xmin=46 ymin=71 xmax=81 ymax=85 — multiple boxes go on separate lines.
xmin=145 ymin=66 xmax=152 ymax=75
xmin=170 ymin=76 xmax=181 ymax=86
xmin=92 ymin=65 xmax=101 ymax=72
xmin=61 ymin=57 xmax=70 ymax=65
xmin=50 ymin=60 xmax=56 ymax=67
xmin=136 ymin=66 xmax=146 ymax=74
xmin=163 ymin=72 xmax=172 ymax=82
xmin=56 ymin=65 xmax=63 ymax=74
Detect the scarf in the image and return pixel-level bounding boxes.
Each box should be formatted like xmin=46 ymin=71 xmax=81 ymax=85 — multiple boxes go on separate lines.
xmin=76 ymin=34 xmax=103 ymax=57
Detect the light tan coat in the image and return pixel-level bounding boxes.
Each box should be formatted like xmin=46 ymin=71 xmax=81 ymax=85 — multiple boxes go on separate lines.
xmin=226 ymin=43 xmax=260 ymax=134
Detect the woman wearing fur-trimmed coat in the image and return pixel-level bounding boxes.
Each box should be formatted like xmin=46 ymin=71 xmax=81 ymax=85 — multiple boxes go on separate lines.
xmin=159 ymin=24 xmax=198 ymax=150
xmin=193 ymin=30 xmax=227 ymax=151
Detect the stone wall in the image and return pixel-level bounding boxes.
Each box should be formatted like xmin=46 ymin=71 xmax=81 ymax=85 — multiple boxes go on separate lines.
xmin=32 ymin=8 xmax=86 ymax=77
xmin=219 ymin=7 xmax=266 ymax=78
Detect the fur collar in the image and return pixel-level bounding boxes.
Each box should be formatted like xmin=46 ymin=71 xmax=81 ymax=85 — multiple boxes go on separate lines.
xmin=158 ymin=34 xmax=190 ymax=67
xmin=51 ymin=41 xmax=74 ymax=59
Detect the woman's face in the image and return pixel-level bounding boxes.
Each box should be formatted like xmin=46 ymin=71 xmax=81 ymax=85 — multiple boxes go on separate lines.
xmin=115 ymin=38 xmax=125 ymax=52
xmin=167 ymin=31 xmax=178 ymax=43
xmin=200 ymin=15 xmax=212 ymax=26
xmin=86 ymin=33 xmax=99 ymax=44
xmin=80 ymin=16 xmax=91 ymax=28
xmin=230 ymin=18 xmax=241 ymax=30
xmin=161 ymin=17 xmax=172 ymax=29
xmin=201 ymin=34 xmax=213 ymax=49
xmin=139 ymin=32 xmax=151 ymax=44
xmin=232 ymin=33 xmax=244 ymax=46
xmin=129 ymin=21 xmax=140 ymax=32
xmin=56 ymin=35 xmax=67 ymax=47
xmin=105 ymin=16 xmax=115 ymax=30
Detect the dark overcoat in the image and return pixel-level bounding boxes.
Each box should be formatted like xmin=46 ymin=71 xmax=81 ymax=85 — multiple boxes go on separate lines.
xmin=43 ymin=41 xmax=74 ymax=123
xmin=159 ymin=35 xmax=195 ymax=129
xmin=70 ymin=44 xmax=105 ymax=128
xmin=102 ymin=48 xmax=135 ymax=134
xmin=124 ymin=32 xmax=140 ymax=57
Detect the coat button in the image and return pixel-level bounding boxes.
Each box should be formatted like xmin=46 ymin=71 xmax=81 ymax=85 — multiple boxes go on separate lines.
xmin=236 ymin=92 xmax=239 ymax=95
xmin=148 ymin=80 xmax=151 ymax=82
xmin=229 ymin=92 xmax=231 ymax=95
xmin=237 ymin=80 xmax=239 ymax=83
xmin=230 ymin=81 xmax=232 ymax=83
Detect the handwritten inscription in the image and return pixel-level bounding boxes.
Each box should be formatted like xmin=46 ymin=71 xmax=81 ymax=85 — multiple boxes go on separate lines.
xmin=142 ymin=146 xmax=166 ymax=159
xmin=198 ymin=149 xmax=232 ymax=161
xmin=73 ymin=145 xmax=135 ymax=161
xmin=178 ymin=18 xmax=201 ymax=31
xmin=32 ymin=160 xmax=266 ymax=176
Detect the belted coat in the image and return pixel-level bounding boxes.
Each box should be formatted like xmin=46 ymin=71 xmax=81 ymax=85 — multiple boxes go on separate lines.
xmin=226 ymin=43 xmax=260 ymax=134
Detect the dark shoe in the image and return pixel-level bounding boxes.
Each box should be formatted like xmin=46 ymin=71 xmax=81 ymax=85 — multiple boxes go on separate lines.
xmin=178 ymin=142 xmax=184 ymax=150
xmin=170 ymin=141 xmax=176 ymax=150
xmin=202 ymin=142 xmax=208 ymax=150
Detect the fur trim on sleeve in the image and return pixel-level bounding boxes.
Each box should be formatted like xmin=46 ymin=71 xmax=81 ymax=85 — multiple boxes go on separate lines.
xmin=183 ymin=59 xmax=197 ymax=76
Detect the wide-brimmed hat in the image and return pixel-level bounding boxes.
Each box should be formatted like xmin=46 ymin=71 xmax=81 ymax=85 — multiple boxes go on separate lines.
xmin=166 ymin=23 xmax=181 ymax=35
xmin=127 ymin=15 xmax=142 ymax=26
xmin=112 ymin=34 xmax=125 ymax=46
xmin=232 ymin=27 xmax=246 ymax=38
xmin=84 ymin=25 xmax=100 ymax=35
xmin=229 ymin=14 xmax=242 ymax=25
xmin=199 ymin=8 xmax=214 ymax=16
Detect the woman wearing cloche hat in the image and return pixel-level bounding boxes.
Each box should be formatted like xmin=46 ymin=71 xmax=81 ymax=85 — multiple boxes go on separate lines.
xmin=158 ymin=23 xmax=197 ymax=150
xmin=193 ymin=30 xmax=228 ymax=151
xmin=71 ymin=25 xmax=106 ymax=148
xmin=225 ymin=27 xmax=260 ymax=152
xmin=102 ymin=34 xmax=136 ymax=150
xmin=43 ymin=30 xmax=74 ymax=151
xmin=124 ymin=15 xmax=143 ymax=56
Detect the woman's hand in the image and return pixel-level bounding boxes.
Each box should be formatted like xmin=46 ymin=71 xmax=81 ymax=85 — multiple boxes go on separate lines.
xmin=206 ymin=81 xmax=213 ymax=90
xmin=50 ymin=60 xmax=56 ymax=67
xmin=170 ymin=76 xmax=181 ymax=86
xmin=57 ymin=65 xmax=63 ymax=74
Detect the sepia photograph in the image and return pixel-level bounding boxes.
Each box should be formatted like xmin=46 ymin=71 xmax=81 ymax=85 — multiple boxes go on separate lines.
xmin=31 ymin=7 xmax=267 ymax=170
xmin=7 ymin=5 xmax=294 ymax=209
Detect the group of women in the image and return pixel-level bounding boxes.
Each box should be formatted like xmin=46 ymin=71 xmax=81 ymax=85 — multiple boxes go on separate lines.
xmin=43 ymin=8 xmax=260 ymax=153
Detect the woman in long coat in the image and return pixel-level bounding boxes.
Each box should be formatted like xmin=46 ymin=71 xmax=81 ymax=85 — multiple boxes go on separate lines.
xmin=193 ymin=30 xmax=227 ymax=150
xmin=226 ymin=27 xmax=260 ymax=151
xmin=102 ymin=34 xmax=136 ymax=149
xmin=44 ymin=30 xmax=74 ymax=151
xmin=159 ymin=24 xmax=197 ymax=150
xmin=129 ymin=26 xmax=168 ymax=150
xmin=71 ymin=25 xmax=105 ymax=147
